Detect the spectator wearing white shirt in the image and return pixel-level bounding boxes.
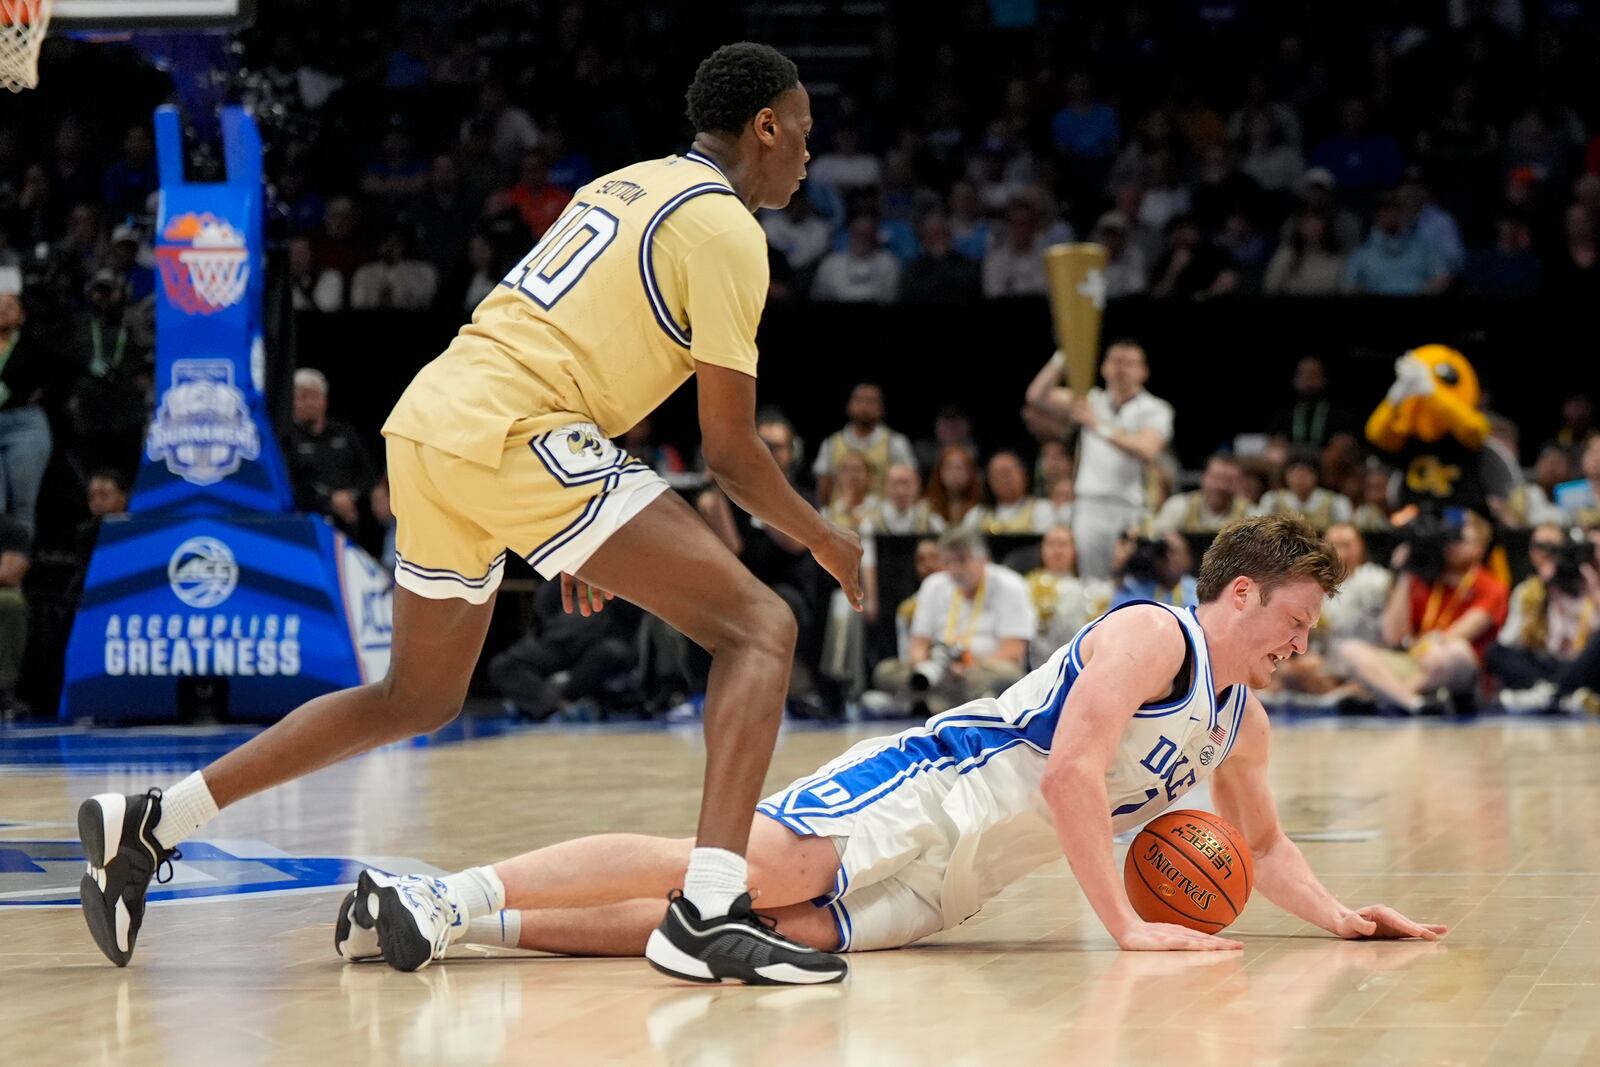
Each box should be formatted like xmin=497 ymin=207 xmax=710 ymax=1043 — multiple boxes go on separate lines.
xmin=457 ymin=233 xmax=500 ymax=313
xmin=1499 ymin=446 xmax=1571 ymax=529
xmin=806 ymin=125 xmax=881 ymax=195
xmin=1092 ymin=211 xmax=1148 ymax=298
xmin=1265 ymin=522 xmax=1393 ymax=702
xmin=975 ymin=450 xmax=1054 ymax=534
xmin=1237 ymin=108 xmax=1305 ymax=195
xmin=1024 ymin=524 xmax=1109 ymax=666
xmin=1024 ymin=342 xmax=1174 ymax=579
xmin=812 ymin=214 xmax=900 ymax=303
xmin=1255 ymin=453 xmax=1353 ymax=530
xmin=1264 ymin=210 xmax=1348 ymax=295
xmin=872 ymin=528 xmax=1036 ymax=715
xmin=1153 ymin=453 xmax=1252 ymax=534
xmin=812 ymin=382 xmax=917 ymax=503
xmin=1318 ymin=524 xmax=1394 ymax=646
xmin=461 ymin=82 xmax=540 ymax=166
xmin=762 ymin=190 xmax=834 ymax=283
xmin=924 ymin=444 xmax=985 ymax=530
xmin=349 ymin=229 xmax=439 ymax=310
xmin=982 ymin=192 xmax=1054 ymax=297
xmin=1398 ymin=169 xmax=1466 ymax=277
xmin=288 ymin=236 xmax=344 ymax=312
xmin=1136 ymin=149 xmax=1192 ymax=233
xmin=863 ymin=463 xmax=944 ymax=536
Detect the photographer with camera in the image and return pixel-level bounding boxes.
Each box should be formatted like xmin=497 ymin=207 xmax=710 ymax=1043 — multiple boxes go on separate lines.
xmin=1336 ymin=510 xmax=1508 ymax=713
xmin=871 ymin=528 xmax=1035 ymax=716
xmin=1110 ymin=528 xmax=1199 ymax=609
xmin=1489 ymin=523 xmax=1600 ymax=712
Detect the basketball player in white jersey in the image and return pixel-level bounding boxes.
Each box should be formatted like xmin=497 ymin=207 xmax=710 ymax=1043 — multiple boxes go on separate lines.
xmin=339 ymin=516 xmax=1445 ymax=970
xmin=77 ymin=43 xmax=862 ymax=985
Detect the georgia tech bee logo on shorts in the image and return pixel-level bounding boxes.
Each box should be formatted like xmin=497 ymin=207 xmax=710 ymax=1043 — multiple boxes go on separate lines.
xmin=565 ymin=428 xmax=605 ymax=457
xmin=168 ymin=536 xmax=239 ymax=609
xmin=145 ymin=359 xmax=262 ymax=486
xmin=157 ymin=212 xmax=250 ymax=314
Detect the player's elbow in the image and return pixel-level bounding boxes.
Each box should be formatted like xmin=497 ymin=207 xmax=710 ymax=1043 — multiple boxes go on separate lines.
xmin=1040 ymin=757 xmax=1099 ymax=805
xmin=700 ymin=434 xmax=756 ymax=483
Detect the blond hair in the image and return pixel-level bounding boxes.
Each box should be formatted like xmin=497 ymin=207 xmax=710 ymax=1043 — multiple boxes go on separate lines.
xmin=1196 ymin=514 xmax=1345 ymax=603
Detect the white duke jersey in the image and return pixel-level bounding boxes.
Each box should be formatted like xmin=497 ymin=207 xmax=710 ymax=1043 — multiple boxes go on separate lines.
xmin=759 ymin=600 xmax=1249 ymax=931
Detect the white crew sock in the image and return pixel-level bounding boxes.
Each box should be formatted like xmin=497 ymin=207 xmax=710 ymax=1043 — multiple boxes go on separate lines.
xmin=443 ymin=866 xmax=507 ymax=920
xmin=465 ymin=910 xmax=522 ymax=949
xmin=682 ymin=847 xmax=748 ymax=919
xmin=152 ymin=772 xmax=219 ymax=850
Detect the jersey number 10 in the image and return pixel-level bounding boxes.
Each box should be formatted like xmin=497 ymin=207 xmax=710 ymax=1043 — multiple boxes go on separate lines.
xmin=501 ymin=201 xmax=621 ymax=309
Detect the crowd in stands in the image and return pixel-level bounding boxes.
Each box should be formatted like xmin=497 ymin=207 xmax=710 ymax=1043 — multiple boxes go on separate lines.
xmin=5 ymin=2 xmax=1600 ymax=327
xmin=4 ymin=1 xmax=1600 ymax=719
xmin=480 ymin=346 xmax=1600 ymax=725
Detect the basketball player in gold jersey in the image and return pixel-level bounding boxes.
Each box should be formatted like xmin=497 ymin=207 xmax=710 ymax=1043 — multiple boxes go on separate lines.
xmin=77 ymin=42 xmax=861 ymax=985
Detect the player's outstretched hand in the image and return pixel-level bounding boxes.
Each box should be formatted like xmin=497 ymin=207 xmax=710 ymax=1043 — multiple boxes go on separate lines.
xmin=1333 ymin=905 xmax=1449 ymax=941
xmin=812 ymin=525 xmax=864 ymax=612
xmin=1115 ymin=921 xmax=1244 ymax=952
xmin=560 ymin=572 xmax=614 ymax=617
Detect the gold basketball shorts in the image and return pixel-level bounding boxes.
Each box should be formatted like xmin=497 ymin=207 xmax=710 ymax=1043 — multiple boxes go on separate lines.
xmin=385 ymin=422 xmax=669 ymax=603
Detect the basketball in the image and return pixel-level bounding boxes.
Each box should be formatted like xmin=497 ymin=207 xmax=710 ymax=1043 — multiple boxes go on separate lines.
xmin=1124 ymin=809 xmax=1254 ymax=933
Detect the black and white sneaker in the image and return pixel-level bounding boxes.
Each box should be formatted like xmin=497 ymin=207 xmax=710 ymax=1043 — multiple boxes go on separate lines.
xmin=352 ymin=869 xmax=465 ymax=972
xmin=77 ymin=789 xmax=179 ymax=967
xmin=645 ymin=891 xmax=848 ymax=985
xmin=334 ymin=890 xmax=382 ymax=962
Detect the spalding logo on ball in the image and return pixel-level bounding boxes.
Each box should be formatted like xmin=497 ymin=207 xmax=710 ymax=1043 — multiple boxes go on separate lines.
xmin=1124 ymin=809 xmax=1254 ymax=933
xmin=157 ymin=212 xmax=250 ymax=315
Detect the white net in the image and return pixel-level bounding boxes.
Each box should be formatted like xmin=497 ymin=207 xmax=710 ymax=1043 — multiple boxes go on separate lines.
xmin=0 ymin=0 xmax=50 ymax=91
xmin=179 ymin=248 xmax=249 ymax=309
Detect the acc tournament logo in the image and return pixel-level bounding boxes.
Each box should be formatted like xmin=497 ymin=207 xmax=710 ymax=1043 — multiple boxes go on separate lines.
xmin=146 ymin=359 xmax=262 ymax=485
xmin=168 ymin=536 xmax=239 ymax=608
xmin=157 ymin=212 xmax=250 ymax=314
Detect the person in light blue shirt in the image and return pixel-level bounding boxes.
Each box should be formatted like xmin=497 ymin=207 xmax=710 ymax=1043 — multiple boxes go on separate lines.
xmin=1398 ymin=170 xmax=1465 ymax=275
xmin=1343 ymin=194 xmax=1451 ymax=295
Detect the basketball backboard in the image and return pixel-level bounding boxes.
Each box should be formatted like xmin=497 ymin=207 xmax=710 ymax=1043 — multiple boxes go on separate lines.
xmin=50 ymin=0 xmax=254 ymax=32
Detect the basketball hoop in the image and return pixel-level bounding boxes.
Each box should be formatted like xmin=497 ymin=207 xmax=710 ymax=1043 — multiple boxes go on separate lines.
xmin=0 ymin=0 xmax=50 ymax=91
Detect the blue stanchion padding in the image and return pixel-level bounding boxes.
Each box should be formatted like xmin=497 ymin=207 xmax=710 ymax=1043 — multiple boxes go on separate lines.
xmin=60 ymin=107 xmax=391 ymax=722
xmin=133 ymin=105 xmax=294 ymax=517
xmin=60 ymin=515 xmax=392 ymax=723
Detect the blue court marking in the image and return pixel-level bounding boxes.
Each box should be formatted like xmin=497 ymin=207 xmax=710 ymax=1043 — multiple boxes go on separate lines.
xmin=0 ymin=714 xmax=543 ymax=771
xmin=0 ymin=838 xmax=439 ymax=907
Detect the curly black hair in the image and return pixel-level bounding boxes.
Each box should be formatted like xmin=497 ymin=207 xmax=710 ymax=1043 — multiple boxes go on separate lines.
xmin=685 ymin=42 xmax=800 ymax=136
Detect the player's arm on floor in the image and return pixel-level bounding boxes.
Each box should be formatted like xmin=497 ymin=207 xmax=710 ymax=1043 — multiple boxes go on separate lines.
xmin=1040 ymin=606 xmax=1242 ymax=951
xmin=1211 ymin=693 xmax=1449 ymax=942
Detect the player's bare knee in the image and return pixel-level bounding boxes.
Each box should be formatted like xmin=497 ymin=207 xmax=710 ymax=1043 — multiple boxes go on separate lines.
xmin=372 ymin=674 xmax=463 ymax=733
xmin=741 ymin=590 xmax=798 ymax=658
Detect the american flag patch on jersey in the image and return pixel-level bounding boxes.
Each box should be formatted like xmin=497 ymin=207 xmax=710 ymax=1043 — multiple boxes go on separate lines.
xmin=1210 ymin=724 xmax=1226 ymax=745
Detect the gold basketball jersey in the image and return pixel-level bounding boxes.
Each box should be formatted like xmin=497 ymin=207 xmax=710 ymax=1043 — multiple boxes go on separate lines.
xmin=383 ymin=150 xmax=768 ymax=468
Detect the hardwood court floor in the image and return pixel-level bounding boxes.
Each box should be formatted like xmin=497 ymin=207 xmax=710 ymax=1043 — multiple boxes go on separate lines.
xmin=1 ymin=717 xmax=1597 ymax=1066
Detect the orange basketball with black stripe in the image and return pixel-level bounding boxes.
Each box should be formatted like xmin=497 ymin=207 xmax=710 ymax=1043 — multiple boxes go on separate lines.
xmin=1123 ymin=809 xmax=1254 ymax=933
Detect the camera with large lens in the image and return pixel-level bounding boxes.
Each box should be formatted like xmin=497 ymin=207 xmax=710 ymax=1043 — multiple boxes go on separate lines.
xmin=1121 ymin=535 xmax=1172 ymax=586
xmin=910 ymin=644 xmax=955 ymax=692
xmin=1398 ymin=513 xmax=1459 ymax=585
xmin=1548 ymin=537 xmax=1593 ymax=598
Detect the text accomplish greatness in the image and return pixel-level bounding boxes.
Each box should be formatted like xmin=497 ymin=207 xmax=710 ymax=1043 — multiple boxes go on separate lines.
xmin=103 ymin=613 xmax=302 ymax=677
